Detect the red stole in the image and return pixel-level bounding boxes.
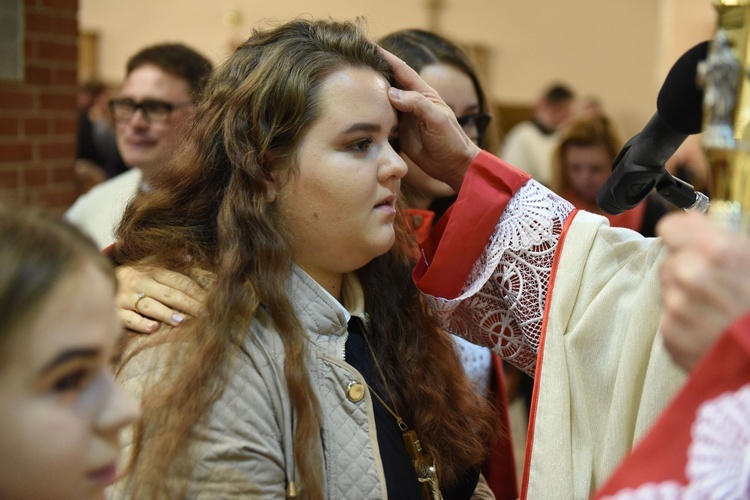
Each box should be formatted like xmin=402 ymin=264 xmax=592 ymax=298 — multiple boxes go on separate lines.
xmin=595 ymin=312 xmax=750 ymax=498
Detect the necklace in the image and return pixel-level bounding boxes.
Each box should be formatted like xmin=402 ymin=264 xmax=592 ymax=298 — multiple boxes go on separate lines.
xmin=358 ymin=315 xmax=443 ymax=500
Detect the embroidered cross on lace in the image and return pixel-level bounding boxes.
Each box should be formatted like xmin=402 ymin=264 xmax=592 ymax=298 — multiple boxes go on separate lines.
xmin=421 ymin=180 xmax=574 ymax=376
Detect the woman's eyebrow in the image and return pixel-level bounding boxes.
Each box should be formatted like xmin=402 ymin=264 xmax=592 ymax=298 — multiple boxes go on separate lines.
xmin=342 ymin=122 xmax=381 ymax=134
xmin=39 ymin=348 xmax=100 ymax=375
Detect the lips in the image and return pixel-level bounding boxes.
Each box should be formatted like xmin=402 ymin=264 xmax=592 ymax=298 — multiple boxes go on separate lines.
xmin=125 ymin=138 xmax=157 ymax=147
xmin=87 ymin=462 xmax=118 ymax=486
xmin=375 ymin=193 xmax=397 ymax=209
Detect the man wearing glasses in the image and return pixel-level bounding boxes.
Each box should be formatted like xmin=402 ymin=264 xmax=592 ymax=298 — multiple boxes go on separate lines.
xmin=65 ymin=43 xmax=213 ymax=249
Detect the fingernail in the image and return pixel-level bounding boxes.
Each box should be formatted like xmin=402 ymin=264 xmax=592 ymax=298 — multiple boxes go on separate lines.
xmin=146 ymin=321 xmax=158 ymax=332
xmin=171 ymin=313 xmax=185 ymax=324
xmin=388 ymin=87 xmax=403 ymax=100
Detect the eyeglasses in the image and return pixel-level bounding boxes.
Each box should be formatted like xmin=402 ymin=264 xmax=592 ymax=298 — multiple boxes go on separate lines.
xmin=109 ymin=98 xmax=191 ymax=124
xmin=456 ymin=112 xmax=491 ymax=144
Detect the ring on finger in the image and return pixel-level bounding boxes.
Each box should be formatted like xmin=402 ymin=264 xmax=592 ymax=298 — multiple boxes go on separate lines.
xmin=134 ymin=292 xmax=147 ymax=314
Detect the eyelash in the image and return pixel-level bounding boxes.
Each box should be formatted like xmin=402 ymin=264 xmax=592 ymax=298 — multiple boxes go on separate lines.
xmin=349 ymin=137 xmax=402 ymax=155
xmin=351 ymin=138 xmax=373 ymax=153
xmin=53 ymin=368 xmax=91 ymax=393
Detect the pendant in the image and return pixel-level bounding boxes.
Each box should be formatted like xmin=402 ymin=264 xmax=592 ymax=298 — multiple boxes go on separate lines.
xmin=402 ymin=429 xmax=443 ymax=499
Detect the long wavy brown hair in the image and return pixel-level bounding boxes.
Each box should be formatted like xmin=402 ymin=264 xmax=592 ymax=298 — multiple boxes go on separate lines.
xmin=114 ymin=18 xmax=497 ymax=498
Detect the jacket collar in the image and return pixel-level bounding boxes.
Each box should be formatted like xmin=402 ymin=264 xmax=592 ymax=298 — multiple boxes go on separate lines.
xmin=289 ymin=266 xmax=367 ymax=339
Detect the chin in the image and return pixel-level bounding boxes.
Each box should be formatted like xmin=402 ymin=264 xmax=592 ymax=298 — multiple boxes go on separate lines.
xmin=367 ymin=232 xmax=397 ymax=259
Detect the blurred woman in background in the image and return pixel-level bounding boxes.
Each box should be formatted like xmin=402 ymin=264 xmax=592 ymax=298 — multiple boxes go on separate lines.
xmin=0 ymin=205 xmax=139 ymax=500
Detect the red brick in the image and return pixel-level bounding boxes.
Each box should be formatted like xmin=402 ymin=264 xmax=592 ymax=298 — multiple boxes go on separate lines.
xmin=27 ymin=12 xmax=77 ymax=37
xmin=38 ymin=187 xmax=77 ymax=209
xmin=40 ymin=92 xmax=76 ymax=111
xmin=38 ymin=40 xmax=77 ymax=62
xmin=53 ymin=116 xmax=77 ymax=134
xmin=24 ymin=39 xmax=38 ymax=60
xmin=0 ymin=89 xmax=34 ymax=110
xmin=41 ymin=0 xmax=78 ymax=11
xmin=0 ymin=169 xmax=20 ymax=189
xmin=0 ymin=118 xmax=19 ymax=136
xmin=25 ymin=64 xmax=52 ymax=85
xmin=53 ymin=67 xmax=77 ymax=86
xmin=23 ymin=166 xmax=49 ymax=186
xmin=24 ymin=117 xmax=50 ymax=135
xmin=25 ymin=11 xmax=52 ymax=33
xmin=57 ymin=16 xmax=77 ymax=37
xmin=0 ymin=143 xmax=33 ymax=162
xmin=51 ymin=164 xmax=75 ymax=182
xmin=40 ymin=141 xmax=75 ymax=160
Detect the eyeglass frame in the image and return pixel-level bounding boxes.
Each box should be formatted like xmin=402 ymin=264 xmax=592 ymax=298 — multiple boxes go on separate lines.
xmin=108 ymin=98 xmax=192 ymax=124
xmin=456 ymin=112 xmax=491 ymax=145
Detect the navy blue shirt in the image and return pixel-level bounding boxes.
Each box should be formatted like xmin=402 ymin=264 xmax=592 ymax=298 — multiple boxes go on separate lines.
xmin=344 ymin=317 xmax=479 ymax=499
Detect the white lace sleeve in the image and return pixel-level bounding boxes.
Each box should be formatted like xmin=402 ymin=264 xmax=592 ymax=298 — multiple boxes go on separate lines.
xmin=422 ymin=180 xmax=574 ymax=376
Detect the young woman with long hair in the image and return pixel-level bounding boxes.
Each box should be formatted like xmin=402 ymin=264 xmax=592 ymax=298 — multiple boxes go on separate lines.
xmin=0 ymin=205 xmax=139 ymax=500
xmin=107 ymin=19 xmax=497 ymax=499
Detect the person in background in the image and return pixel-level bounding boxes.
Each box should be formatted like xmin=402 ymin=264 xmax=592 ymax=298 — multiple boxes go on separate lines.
xmin=65 ymin=44 xmax=213 ymax=250
xmin=549 ymin=113 xmax=670 ymax=237
xmin=499 ymin=82 xmax=576 ymax=186
xmin=75 ymin=80 xmax=128 ymax=193
xmin=0 ymin=204 xmax=139 ymax=500
xmin=107 ymin=19 xmax=497 ymax=499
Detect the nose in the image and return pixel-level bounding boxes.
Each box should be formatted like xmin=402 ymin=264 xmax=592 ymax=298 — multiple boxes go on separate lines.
xmin=127 ymin=108 xmax=149 ymax=128
xmin=94 ymin=374 xmax=140 ymax=436
xmin=379 ymin=143 xmax=408 ymax=182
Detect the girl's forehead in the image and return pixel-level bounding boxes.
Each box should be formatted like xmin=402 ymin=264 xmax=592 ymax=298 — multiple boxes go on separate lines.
xmin=314 ymin=67 xmax=396 ymax=124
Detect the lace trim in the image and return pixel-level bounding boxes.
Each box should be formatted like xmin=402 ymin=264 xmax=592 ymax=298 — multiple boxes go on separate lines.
xmin=602 ymin=383 xmax=750 ymax=499
xmin=452 ymin=335 xmax=493 ymax=397
xmin=422 ymin=180 xmax=574 ymax=376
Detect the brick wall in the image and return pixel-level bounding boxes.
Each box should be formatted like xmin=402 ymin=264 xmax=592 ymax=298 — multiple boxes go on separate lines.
xmin=0 ymin=0 xmax=79 ymax=214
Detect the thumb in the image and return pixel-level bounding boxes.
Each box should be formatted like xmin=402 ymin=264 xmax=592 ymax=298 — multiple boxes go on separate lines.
xmin=388 ymin=87 xmax=418 ymax=114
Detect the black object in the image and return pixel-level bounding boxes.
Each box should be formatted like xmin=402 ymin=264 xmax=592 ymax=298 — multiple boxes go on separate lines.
xmin=597 ymin=41 xmax=710 ymax=215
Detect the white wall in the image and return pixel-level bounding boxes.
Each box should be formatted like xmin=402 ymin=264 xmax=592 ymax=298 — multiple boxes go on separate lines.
xmin=80 ymin=0 xmax=717 ymax=138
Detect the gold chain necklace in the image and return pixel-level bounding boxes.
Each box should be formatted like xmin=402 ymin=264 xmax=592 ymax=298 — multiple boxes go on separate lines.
xmin=358 ymin=315 xmax=443 ymax=500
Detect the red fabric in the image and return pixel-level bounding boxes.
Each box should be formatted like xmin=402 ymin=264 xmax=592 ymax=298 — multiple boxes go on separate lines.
xmin=413 ymin=151 xmax=531 ymax=300
xmin=563 ymin=189 xmax=647 ymax=233
xmin=519 ymin=209 xmax=579 ymax=500
xmin=482 ymin=355 xmax=520 ymax=500
xmin=594 ymin=312 xmax=750 ymax=497
xmin=404 ymin=207 xmax=436 ymax=245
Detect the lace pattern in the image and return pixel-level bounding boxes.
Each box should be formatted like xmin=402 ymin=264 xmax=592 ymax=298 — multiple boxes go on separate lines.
xmin=602 ymin=383 xmax=750 ymax=499
xmin=452 ymin=335 xmax=493 ymax=397
xmin=422 ymin=180 xmax=574 ymax=376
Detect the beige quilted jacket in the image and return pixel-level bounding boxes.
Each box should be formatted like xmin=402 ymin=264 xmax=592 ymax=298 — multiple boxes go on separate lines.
xmin=107 ymin=266 xmax=494 ymax=499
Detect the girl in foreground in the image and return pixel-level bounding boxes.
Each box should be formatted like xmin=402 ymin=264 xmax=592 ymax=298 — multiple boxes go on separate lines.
xmin=0 ymin=205 xmax=138 ymax=499
xmin=108 ymin=19 xmax=497 ymax=499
